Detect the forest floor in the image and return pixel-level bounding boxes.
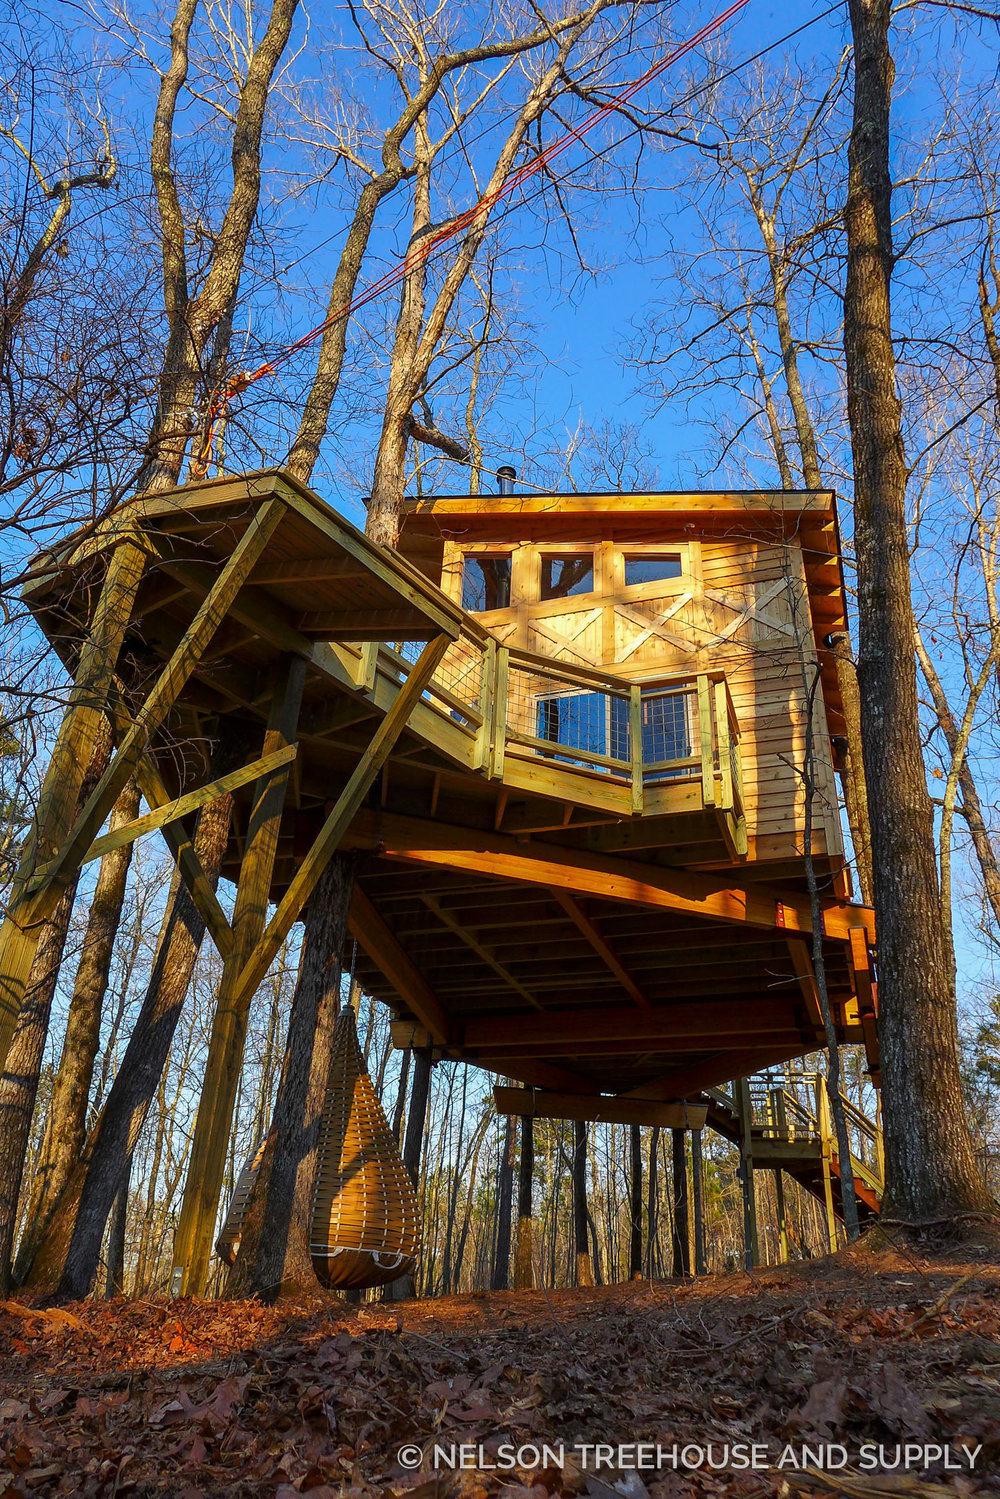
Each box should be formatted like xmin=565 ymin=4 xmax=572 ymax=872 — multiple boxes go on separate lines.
xmin=1 ymin=1235 xmax=999 ymax=1499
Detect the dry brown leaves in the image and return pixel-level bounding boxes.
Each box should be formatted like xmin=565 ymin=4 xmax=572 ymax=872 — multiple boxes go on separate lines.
xmin=0 ymin=1245 xmax=997 ymax=1499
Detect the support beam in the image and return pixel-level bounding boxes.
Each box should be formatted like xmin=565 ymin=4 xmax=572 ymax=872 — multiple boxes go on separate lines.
xmin=171 ymin=653 xmax=306 ymax=1295
xmin=472 ymin=1056 xmax=601 ymax=1094
xmin=230 ymin=634 xmax=452 ymax=1011
xmin=549 ymin=890 xmax=650 ymax=1010
xmin=0 ymin=533 xmax=147 ymax=1063
xmin=493 ymin=1087 xmax=707 ymax=1130
xmin=62 ymin=745 xmax=297 ymax=869
xmin=462 ymin=1001 xmax=802 ymax=1050
xmin=343 ymin=809 xmax=874 ymax=942
xmin=350 ymin=891 xmax=450 ymax=1043
xmin=785 ymin=936 xmax=823 ymax=1027
xmin=24 ymin=498 xmax=286 ymax=924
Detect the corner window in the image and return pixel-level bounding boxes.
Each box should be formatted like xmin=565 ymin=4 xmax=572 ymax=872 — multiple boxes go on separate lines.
xmin=624 ymin=553 xmax=683 ymax=586
xmin=461 ymin=554 xmax=512 ymax=612
xmin=540 ymin=554 xmax=594 ymax=600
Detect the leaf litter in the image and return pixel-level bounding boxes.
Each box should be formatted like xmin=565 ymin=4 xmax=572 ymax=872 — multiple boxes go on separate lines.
xmin=0 ymin=1241 xmax=998 ymax=1498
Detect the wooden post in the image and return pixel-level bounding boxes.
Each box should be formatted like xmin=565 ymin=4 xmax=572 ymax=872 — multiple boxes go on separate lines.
xmin=0 ymin=534 xmax=147 ymax=1065
xmin=171 ymin=654 xmax=307 ymax=1295
xmin=736 ymin=1077 xmax=758 ymax=1271
xmin=629 ymin=684 xmax=643 ymax=816
xmin=696 ymin=674 xmax=715 ymax=808
xmin=514 ymin=1113 xmax=534 ymax=1290
xmin=714 ymin=678 xmax=733 ymax=811
xmin=573 ymin=1119 xmax=593 ymax=1286
xmin=25 ymin=500 xmax=285 ymax=929
xmin=628 ymin=1123 xmax=643 ymax=1278
xmin=691 ymin=1128 xmax=707 ymax=1275
xmin=774 ymin=1169 xmax=789 ymax=1264
xmin=670 ymin=1127 xmax=690 ymax=1277
xmin=817 ymin=1078 xmax=838 ymax=1254
xmin=229 ymin=634 xmax=452 ymax=1010
xmin=646 ymin=1124 xmax=660 ymax=1277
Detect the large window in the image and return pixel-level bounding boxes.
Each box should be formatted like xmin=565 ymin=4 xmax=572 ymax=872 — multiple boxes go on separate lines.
xmin=461 ymin=554 xmax=511 ymax=611
xmin=624 ymin=553 xmax=683 ymax=586
xmin=540 ymin=554 xmax=594 ymax=600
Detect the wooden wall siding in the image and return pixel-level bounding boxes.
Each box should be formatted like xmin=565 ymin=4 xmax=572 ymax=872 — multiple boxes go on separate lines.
xmin=442 ymin=535 xmax=844 ymax=868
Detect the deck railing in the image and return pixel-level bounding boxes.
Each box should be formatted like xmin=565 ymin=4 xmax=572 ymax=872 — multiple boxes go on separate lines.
xmin=336 ymin=627 xmax=745 ymax=837
xmin=746 ymin=1071 xmax=884 ymax=1193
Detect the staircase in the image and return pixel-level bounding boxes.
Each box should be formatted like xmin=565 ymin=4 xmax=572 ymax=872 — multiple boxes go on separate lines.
xmin=704 ymin=1071 xmax=884 ymax=1244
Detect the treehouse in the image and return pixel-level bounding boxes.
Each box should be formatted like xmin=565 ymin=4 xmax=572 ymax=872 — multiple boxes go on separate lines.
xmin=3 ymin=466 xmax=879 ymax=1288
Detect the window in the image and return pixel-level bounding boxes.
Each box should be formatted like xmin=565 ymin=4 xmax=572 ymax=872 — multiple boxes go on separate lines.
xmin=540 ymin=554 xmax=594 ymax=600
xmin=461 ymin=554 xmax=511 ymax=611
xmin=624 ymin=553 xmax=683 ymax=587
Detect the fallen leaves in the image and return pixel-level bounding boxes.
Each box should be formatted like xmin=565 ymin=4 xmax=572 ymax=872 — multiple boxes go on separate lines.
xmin=0 ymin=1253 xmax=996 ymax=1498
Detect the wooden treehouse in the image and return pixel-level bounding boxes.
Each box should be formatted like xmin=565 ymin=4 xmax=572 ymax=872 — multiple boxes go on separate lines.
xmin=2 ymin=466 xmax=881 ymax=1290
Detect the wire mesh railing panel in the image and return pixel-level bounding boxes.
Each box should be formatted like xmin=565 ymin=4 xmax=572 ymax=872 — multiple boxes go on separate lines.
xmin=395 ymin=639 xmax=483 ymax=730
xmin=505 ymin=662 xmax=631 ymax=776
xmin=639 ymin=687 xmax=701 ymax=783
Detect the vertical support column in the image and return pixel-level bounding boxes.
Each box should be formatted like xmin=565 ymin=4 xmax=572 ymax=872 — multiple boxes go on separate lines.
xmin=628 ymin=1122 xmax=643 ymax=1279
xmin=514 ymin=1112 xmax=534 ymax=1290
xmin=629 ymin=684 xmax=643 ymax=816
xmin=714 ymin=678 xmax=733 ymax=811
xmin=490 ymin=646 xmax=509 ymax=779
xmin=736 ymin=1077 xmax=758 ymax=1271
xmin=171 ymin=654 xmax=307 ymax=1295
xmin=476 ymin=638 xmax=496 ymax=772
xmin=696 ymin=674 xmax=716 ymax=809
xmin=670 ymin=1127 xmax=690 ymax=1277
xmin=691 ymin=1128 xmax=707 ymax=1275
xmin=774 ymin=1170 xmax=789 ymax=1263
xmin=817 ymin=1078 xmax=839 ymax=1253
xmin=0 ymin=535 xmax=147 ymax=1065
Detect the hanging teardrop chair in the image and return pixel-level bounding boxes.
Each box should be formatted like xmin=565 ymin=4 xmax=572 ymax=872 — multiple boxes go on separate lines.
xmin=217 ymin=1007 xmax=420 ymax=1290
xmin=310 ymin=1005 xmax=421 ymax=1289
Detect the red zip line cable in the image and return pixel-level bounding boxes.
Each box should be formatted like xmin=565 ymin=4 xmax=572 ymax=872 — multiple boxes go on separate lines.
xmin=190 ymin=0 xmax=750 ymax=477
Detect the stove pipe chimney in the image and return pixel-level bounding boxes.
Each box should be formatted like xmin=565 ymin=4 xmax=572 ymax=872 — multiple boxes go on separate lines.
xmin=496 ymin=464 xmax=516 ymax=496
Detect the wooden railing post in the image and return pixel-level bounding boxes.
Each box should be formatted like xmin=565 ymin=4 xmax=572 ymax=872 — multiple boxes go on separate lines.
xmin=714 ymin=678 xmax=733 ymax=811
xmin=629 ymin=683 xmax=643 ymax=815
xmin=696 ymin=674 xmax=716 ymax=809
xmin=475 ymin=638 xmax=496 ymax=772
xmin=490 ymin=647 xmax=509 ymax=779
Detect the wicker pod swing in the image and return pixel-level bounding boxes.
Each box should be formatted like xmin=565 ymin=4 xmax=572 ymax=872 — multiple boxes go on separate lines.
xmin=216 ymin=1007 xmax=420 ymax=1291
xmin=311 ymin=1004 xmax=421 ymax=1289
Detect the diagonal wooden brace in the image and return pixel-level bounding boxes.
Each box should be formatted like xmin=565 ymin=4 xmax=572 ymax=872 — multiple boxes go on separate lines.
xmin=21 ymin=497 xmax=286 ymax=928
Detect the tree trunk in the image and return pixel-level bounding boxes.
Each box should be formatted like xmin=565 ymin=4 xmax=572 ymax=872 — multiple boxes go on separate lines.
xmin=671 ymin=1129 xmax=690 ymax=1278
xmin=0 ymin=885 xmax=77 ymax=1293
xmin=691 ymin=1129 xmax=707 ymax=1275
xmin=491 ymin=1110 xmax=516 ymax=1291
xmin=18 ymin=779 xmax=140 ymax=1279
xmin=0 ymin=724 xmax=111 ymax=1291
xmin=29 ymin=771 xmax=235 ymax=1296
xmin=843 ymin=0 xmax=991 ymax=1220
xmin=628 ymin=1124 xmax=643 ymax=1279
xmin=227 ymin=854 xmax=355 ymax=1301
xmin=573 ymin=1119 xmax=593 ymax=1287
xmin=385 ymin=1048 xmax=431 ymax=1300
xmin=646 ymin=1125 xmax=660 ymax=1277
xmin=104 ymin=1157 xmax=131 ymax=1298
xmin=514 ymin=1112 xmax=534 ymax=1290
